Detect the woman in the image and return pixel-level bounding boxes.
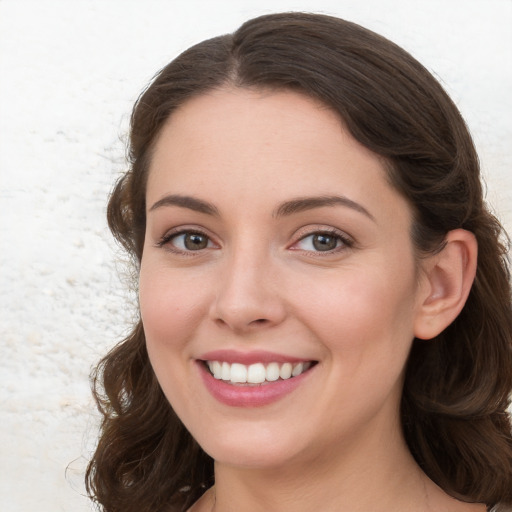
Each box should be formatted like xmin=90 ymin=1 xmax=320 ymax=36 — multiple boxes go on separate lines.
xmin=86 ymin=12 xmax=512 ymax=512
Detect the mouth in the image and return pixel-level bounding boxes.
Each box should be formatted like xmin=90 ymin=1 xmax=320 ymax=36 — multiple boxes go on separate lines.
xmin=203 ymin=360 xmax=317 ymax=386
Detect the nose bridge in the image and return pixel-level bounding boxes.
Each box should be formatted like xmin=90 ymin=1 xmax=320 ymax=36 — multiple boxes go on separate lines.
xmin=211 ymin=234 xmax=285 ymax=331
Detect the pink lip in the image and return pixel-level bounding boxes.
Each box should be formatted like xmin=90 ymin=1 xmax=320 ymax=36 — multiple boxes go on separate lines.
xmin=197 ymin=359 xmax=315 ymax=408
xmin=199 ymin=349 xmax=308 ymax=365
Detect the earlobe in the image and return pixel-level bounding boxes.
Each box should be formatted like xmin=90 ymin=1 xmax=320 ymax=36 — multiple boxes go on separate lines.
xmin=414 ymin=229 xmax=478 ymax=340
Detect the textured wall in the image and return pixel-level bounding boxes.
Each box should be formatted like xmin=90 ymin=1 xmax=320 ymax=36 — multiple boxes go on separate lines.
xmin=0 ymin=1 xmax=510 ymax=510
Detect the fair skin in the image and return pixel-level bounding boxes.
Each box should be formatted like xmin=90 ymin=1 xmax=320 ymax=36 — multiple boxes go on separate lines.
xmin=139 ymin=88 xmax=482 ymax=511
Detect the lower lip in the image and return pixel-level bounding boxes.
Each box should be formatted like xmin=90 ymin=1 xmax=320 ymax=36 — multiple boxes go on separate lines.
xmin=198 ymin=362 xmax=312 ymax=407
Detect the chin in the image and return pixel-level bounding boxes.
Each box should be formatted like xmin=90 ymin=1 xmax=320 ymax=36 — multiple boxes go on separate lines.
xmin=193 ymin=424 xmax=305 ymax=470
xmin=211 ymin=447 xmax=300 ymax=470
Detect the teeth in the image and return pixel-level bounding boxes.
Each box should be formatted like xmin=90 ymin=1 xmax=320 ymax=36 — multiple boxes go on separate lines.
xmin=280 ymin=362 xmax=292 ymax=379
xmin=221 ymin=361 xmax=230 ymax=381
xmin=206 ymin=360 xmax=312 ymax=384
xmin=266 ymin=362 xmax=280 ymax=382
xmin=247 ymin=363 xmax=266 ymax=384
xmin=211 ymin=361 xmax=222 ymax=379
xmin=292 ymin=362 xmax=304 ymax=377
xmin=230 ymin=363 xmax=247 ymax=383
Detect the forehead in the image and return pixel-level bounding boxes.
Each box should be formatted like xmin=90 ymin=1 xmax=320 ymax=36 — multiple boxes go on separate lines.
xmin=152 ymin=87 xmax=346 ymax=163
xmin=147 ymin=87 xmax=411 ymax=224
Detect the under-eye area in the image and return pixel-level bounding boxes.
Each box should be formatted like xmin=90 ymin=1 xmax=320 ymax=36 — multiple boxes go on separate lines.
xmin=203 ymin=360 xmax=318 ymax=385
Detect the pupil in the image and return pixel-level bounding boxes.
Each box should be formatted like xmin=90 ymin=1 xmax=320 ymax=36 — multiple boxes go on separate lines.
xmin=313 ymin=234 xmax=337 ymax=251
xmin=185 ymin=233 xmax=208 ymax=250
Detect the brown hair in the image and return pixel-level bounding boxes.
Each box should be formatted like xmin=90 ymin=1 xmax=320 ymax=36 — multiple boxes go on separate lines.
xmin=86 ymin=12 xmax=512 ymax=512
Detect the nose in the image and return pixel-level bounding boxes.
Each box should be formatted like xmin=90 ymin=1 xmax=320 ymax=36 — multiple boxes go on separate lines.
xmin=209 ymin=248 xmax=287 ymax=334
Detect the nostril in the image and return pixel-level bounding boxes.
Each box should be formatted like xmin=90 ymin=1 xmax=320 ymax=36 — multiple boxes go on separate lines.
xmin=246 ymin=318 xmax=270 ymax=328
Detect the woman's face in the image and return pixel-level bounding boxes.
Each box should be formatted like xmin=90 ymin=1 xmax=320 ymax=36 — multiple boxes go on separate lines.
xmin=139 ymin=88 xmax=429 ymax=469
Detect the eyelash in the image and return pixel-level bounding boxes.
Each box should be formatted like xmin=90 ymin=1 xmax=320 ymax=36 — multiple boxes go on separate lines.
xmin=156 ymin=227 xmax=354 ymax=255
xmin=291 ymin=228 xmax=354 ymax=254
xmin=156 ymin=229 xmax=215 ymax=254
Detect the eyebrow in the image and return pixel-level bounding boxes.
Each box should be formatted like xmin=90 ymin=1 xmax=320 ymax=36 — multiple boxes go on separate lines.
xmin=149 ymin=193 xmax=374 ymax=222
xmin=274 ymin=195 xmax=375 ymax=221
xmin=149 ymin=194 xmax=220 ymax=216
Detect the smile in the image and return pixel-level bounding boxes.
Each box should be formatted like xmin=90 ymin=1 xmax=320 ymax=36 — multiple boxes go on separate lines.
xmin=197 ymin=350 xmax=318 ymax=407
xmin=206 ymin=360 xmax=314 ymax=385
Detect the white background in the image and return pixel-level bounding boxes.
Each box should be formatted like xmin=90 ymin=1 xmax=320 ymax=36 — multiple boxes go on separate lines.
xmin=0 ymin=1 xmax=511 ymax=511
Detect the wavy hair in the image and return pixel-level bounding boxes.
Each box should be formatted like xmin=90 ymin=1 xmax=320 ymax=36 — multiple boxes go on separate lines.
xmin=86 ymin=12 xmax=512 ymax=512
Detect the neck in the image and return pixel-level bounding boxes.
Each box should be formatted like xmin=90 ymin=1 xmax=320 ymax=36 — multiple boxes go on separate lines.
xmin=210 ymin=421 xmax=429 ymax=512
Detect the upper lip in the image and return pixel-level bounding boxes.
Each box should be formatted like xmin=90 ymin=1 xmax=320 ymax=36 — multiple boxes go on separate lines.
xmin=199 ymin=349 xmax=314 ymax=365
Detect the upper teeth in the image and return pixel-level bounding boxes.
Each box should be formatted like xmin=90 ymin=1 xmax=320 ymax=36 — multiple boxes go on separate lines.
xmin=206 ymin=361 xmax=311 ymax=384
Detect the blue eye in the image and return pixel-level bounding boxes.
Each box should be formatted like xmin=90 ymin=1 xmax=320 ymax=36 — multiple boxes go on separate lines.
xmin=295 ymin=232 xmax=349 ymax=252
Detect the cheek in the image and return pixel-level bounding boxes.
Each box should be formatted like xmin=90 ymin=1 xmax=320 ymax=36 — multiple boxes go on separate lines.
xmin=138 ymin=262 xmax=211 ymax=413
xmin=138 ymin=262 xmax=209 ymax=353
xmin=299 ymin=269 xmax=417 ymax=427
xmin=297 ymin=265 xmax=417 ymax=365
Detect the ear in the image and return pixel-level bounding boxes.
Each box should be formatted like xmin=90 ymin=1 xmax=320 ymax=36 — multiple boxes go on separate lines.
xmin=414 ymin=229 xmax=478 ymax=340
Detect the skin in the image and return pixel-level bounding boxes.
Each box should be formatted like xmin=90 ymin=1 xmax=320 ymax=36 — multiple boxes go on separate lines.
xmin=139 ymin=88 xmax=483 ymax=511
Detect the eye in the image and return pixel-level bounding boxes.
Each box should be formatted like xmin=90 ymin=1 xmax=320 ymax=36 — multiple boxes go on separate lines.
xmin=158 ymin=230 xmax=214 ymax=252
xmin=292 ymin=230 xmax=352 ymax=252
